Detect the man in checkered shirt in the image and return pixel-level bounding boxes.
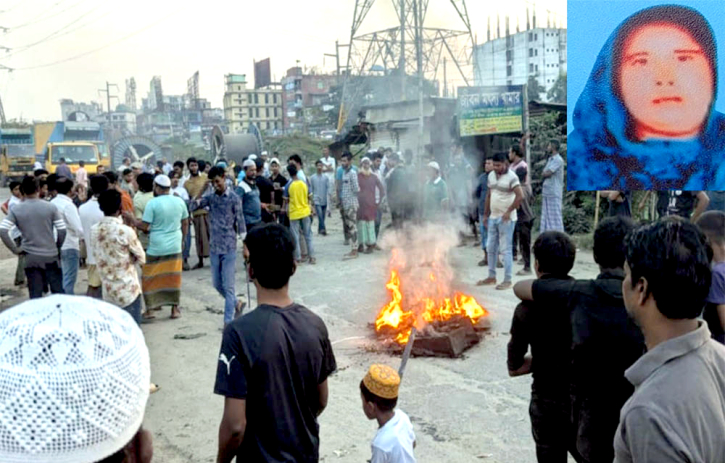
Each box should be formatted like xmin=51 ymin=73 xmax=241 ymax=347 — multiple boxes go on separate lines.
xmin=339 ymin=152 xmax=360 ymax=260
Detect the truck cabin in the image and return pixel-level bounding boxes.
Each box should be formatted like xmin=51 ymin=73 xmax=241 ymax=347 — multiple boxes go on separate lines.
xmin=46 ymin=142 xmax=100 ymax=175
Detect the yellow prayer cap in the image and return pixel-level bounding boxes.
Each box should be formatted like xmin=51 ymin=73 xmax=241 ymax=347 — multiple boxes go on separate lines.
xmin=363 ymin=364 xmax=400 ymax=399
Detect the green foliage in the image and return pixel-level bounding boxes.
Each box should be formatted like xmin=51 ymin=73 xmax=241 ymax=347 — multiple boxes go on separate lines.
xmin=527 ymin=75 xmax=546 ymax=102
xmin=162 ymin=138 xmax=209 ymax=163
xmin=547 ymin=73 xmax=566 ymax=104
xmin=265 ymin=134 xmax=331 ymax=174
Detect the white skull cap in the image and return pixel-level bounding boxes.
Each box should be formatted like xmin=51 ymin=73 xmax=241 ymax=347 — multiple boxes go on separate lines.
xmin=0 ymin=295 xmax=150 ymax=463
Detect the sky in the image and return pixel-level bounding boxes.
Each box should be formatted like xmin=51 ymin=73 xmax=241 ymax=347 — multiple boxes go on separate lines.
xmin=0 ymin=0 xmax=565 ymax=122
xmin=567 ymin=0 xmax=725 ymax=133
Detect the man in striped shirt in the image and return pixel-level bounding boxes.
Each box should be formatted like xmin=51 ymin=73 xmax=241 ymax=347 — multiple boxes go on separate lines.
xmin=0 ymin=176 xmax=67 ymax=298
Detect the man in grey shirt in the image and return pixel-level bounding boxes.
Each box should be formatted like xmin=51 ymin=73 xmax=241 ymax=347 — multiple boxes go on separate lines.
xmin=310 ymin=160 xmax=330 ymax=235
xmin=540 ymin=139 xmax=565 ymax=232
xmin=0 ymin=176 xmax=67 ymax=298
xmin=616 ymin=217 xmax=725 ymax=462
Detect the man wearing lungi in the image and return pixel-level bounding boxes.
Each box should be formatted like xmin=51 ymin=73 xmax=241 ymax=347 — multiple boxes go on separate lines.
xmin=126 ymin=175 xmax=189 ymax=319
xmin=184 ymin=157 xmax=211 ymax=269
xmin=540 ymin=140 xmax=565 ymax=233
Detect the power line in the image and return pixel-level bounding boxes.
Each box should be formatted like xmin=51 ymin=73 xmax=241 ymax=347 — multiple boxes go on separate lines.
xmin=0 ymin=0 xmax=30 ymax=14
xmin=4 ymin=0 xmax=85 ymax=35
xmin=4 ymin=2 xmax=107 ymax=58
xmin=13 ymin=5 xmax=188 ymax=70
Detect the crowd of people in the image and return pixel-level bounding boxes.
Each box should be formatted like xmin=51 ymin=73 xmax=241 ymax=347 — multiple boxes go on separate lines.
xmin=1 ymin=143 xmax=725 ymax=463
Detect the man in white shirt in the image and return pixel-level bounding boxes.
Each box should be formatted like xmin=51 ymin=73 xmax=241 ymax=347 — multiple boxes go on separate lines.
xmin=478 ymin=152 xmax=523 ymax=290
xmin=3 ymin=181 xmax=25 ymax=286
xmin=51 ymin=177 xmax=84 ymax=295
xmin=79 ymin=174 xmax=109 ymax=299
xmin=320 ymin=147 xmax=336 ymax=216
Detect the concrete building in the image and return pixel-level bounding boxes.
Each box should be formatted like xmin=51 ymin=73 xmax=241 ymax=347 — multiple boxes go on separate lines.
xmin=148 ymin=76 xmax=164 ymax=111
xmin=365 ymin=97 xmax=457 ymax=163
xmin=281 ymin=67 xmax=338 ymax=134
xmin=473 ymin=27 xmax=567 ymax=101
xmin=223 ymin=74 xmax=283 ymax=134
xmin=109 ymin=104 xmax=137 ymax=134
xmin=59 ymin=99 xmax=104 ymax=122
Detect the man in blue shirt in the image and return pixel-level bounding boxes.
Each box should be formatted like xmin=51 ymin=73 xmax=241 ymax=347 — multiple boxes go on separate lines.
xmin=192 ymin=166 xmax=247 ymax=327
xmin=236 ymin=159 xmax=262 ymax=232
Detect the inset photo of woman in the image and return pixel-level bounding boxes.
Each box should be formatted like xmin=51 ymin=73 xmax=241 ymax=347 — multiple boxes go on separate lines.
xmin=567 ymin=2 xmax=725 ymax=190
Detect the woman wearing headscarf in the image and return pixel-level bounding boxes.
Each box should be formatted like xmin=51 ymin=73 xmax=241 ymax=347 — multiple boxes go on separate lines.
xmin=568 ymin=5 xmax=725 ymax=190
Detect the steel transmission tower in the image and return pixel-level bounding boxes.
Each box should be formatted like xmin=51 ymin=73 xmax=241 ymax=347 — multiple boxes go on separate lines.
xmin=338 ymin=0 xmax=474 ymax=131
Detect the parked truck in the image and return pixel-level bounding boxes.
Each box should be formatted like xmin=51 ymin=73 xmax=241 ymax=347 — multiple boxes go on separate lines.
xmin=45 ymin=141 xmax=100 ymax=175
xmin=1 ymin=127 xmax=36 ymax=186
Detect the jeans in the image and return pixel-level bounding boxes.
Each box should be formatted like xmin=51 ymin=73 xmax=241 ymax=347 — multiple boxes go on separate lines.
xmin=25 ymin=261 xmax=64 ymax=299
xmin=60 ymin=248 xmax=80 ymax=295
xmin=529 ymin=394 xmax=570 ymax=463
xmin=122 ymin=295 xmax=143 ymax=325
xmin=487 ymin=217 xmax=516 ymax=282
xmin=479 ymin=214 xmax=488 ymax=251
xmin=14 ymin=237 xmax=25 ymax=285
xmin=182 ymin=228 xmax=191 ymax=260
xmin=211 ymin=252 xmax=237 ymax=325
xmin=291 ymin=216 xmax=315 ymax=260
xmin=315 ymin=204 xmax=327 ymax=233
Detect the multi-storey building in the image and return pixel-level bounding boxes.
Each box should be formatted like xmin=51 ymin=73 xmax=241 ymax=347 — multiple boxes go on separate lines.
xmin=281 ymin=67 xmax=338 ymax=134
xmin=223 ymin=74 xmax=283 ymax=134
xmin=473 ymin=27 xmax=567 ymax=100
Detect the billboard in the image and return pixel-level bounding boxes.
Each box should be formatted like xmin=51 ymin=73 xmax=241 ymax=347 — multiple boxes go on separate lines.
xmin=457 ymin=85 xmax=524 ymax=137
xmin=254 ymin=58 xmax=272 ymax=89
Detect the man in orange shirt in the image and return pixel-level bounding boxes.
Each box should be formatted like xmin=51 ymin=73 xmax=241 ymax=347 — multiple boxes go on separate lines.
xmin=103 ymin=171 xmax=134 ymax=221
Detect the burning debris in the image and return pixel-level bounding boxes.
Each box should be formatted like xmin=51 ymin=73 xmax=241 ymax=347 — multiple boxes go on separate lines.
xmin=374 ymin=224 xmax=491 ymax=357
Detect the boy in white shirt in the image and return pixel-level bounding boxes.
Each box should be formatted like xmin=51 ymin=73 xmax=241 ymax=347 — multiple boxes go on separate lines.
xmin=360 ymin=364 xmax=416 ymax=463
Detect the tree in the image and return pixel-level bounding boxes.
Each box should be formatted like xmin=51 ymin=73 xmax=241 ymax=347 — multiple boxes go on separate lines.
xmin=547 ymin=73 xmax=566 ymax=104
xmin=527 ymin=75 xmax=546 ymax=102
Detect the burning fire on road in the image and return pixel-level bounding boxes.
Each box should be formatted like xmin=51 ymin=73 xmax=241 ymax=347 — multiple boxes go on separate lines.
xmin=374 ymin=226 xmax=491 ymax=357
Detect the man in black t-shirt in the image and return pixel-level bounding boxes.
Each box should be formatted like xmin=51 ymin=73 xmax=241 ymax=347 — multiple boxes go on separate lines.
xmin=515 ymin=217 xmax=646 ymax=463
xmin=510 ymin=231 xmax=576 ymax=463
xmin=654 ymin=190 xmax=709 ymax=221
xmin=214 ymin=224 xmax=337 ymax=463
xmin=254 ymin=158 xmax=275 ymax=223
xmin=269 ymin=159 xmax=289 ymax=224
xmin=600 ymin=191 xmax=631 ymax=218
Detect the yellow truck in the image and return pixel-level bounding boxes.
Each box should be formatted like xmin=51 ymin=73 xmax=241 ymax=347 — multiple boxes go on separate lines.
xmin=45 ymin=141 xmax=101 ymax=175
xmin=1 ymin=127 xmax=36 ymax=186
xmin=92 ymin=140 xmax=111 ymax=170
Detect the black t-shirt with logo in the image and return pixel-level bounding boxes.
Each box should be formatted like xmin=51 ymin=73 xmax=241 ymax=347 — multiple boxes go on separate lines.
xmin=657 ymin=191 xmax=697 ymax=219
xmin=214 ymin=303 xmax=337 ymax=463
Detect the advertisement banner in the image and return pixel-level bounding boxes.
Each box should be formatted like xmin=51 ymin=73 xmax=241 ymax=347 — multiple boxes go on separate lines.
xmin=458 ymin=85 xmax=524 ymax=136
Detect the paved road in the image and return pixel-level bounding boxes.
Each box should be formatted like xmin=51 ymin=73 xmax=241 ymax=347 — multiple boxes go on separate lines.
xmin=0 ymin=199 xmax=597 ymax=462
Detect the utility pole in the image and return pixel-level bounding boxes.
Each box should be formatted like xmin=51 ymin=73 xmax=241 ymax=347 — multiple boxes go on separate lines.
xmin=98 ymin=81 xmax=119 ymax=124
xmin=400 ymin=0 xmax=405 ymax=101
xmin=324 ymin=41 xmax=342 ymax=86
xmin=443 ymin=57 xmax=448 ymax=97
xmin=414 ymin=0 xmax=424 ymax=161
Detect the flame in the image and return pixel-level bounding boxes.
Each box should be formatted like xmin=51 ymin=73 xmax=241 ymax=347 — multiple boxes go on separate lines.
xmin=375 ymin=261 xmax=488 ymax=345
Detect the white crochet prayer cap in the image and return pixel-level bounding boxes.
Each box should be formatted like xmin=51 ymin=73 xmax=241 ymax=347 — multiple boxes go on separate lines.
xmin=428 ymin=161 xmax=440 ymax=172
xmin=0 ymin=295 xmax=150 ymax=463
xmin=243 ymin=159 xmax=256 ymax=169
